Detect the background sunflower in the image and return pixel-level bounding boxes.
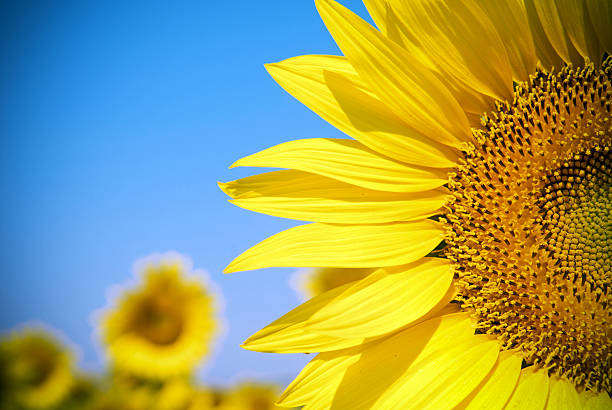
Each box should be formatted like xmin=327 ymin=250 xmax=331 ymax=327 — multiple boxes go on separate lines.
xmin=2 ymin=0 xmax=333 ymax=388
xmin=1 ymin=254 xmax=293 ymax=409
xmin=0 ymin=326 xmax=74 ymax=409
xmin=98 ymin=253 xmax=220 ymax=379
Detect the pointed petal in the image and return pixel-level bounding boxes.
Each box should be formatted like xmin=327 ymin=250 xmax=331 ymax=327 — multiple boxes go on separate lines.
xmin=362 ymin=0 xmax=387 ymax=34
xmin=373 ymin=340 xmax=499 ymax=410
xmin=363 ymin=0 xmax=497 ymax=117
xmin=531 ymin=0 xmax=584 ymax=65
xmin=315 ymin=0 xmax=471 ymax=148
xmin=225 ymin=221 xmax=444 ymax=272
xmin=479 ymin=0 xmax=537 ymax=81
xmin=247 ymin=276 xmax=457 ymax=354
xmin=524 ymin=0 xmax=566 ymax=70
xmin=362 ymin=0 xmax=434 ymax=66
xmin=388 ymin=0 xmax=514 ymax=101
xmin=329 ymin=314 xmax=499 ymax=409
xmin=231 ymin=138 xmax=449 ymax=193
xmin=242 ymin=282 xmax=366 ymax=353
xmin=556 ymin=0 xmax=602 ymax=63
xmin=456 ymin=350 xmax=522 ymax=410
xmin=276 ymin=343 xmax=364 ymax=408
xmin=306 ymin=258 xmax=453 ymax=338
xmin=265 ymin=55 xmax=458 ymax=167
xmin=586 ymin=0 xmax=612 ymax=55
xmin=279 ymin=313 xmax=491 ymax=409
xmin=504 ymin=366 xmax=550 ymax=410
xmin=220 ymin=170 xmax=449 ymax=223
xmin=545 ymin=377 xmax=582 ymax=410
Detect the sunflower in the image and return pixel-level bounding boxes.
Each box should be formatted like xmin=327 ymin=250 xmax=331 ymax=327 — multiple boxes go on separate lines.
xmin=221 ymin=0 xmax=611 ymax=407
xmin=216 ymin=383 xmax=287 ymax=410
xmin=291 ymin=267 xmax=375 ymax=300
xmin=52 ymin=373 xmax=100 ymax=410
xmin=85 ymin=379 xmax=152 ymax=410
xmin=0 ymin=327 xmax=74 ymax=409
xmin=99 ymin=253 xmax=219 ymax=379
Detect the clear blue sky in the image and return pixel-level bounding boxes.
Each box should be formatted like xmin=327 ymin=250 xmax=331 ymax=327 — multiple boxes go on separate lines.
xmin=0 ymin=0 xmax=373 ymax=386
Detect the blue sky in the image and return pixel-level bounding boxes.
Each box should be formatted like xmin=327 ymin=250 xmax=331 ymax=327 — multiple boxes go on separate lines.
xmin=0 ymin=0 xmax=373 ymax=386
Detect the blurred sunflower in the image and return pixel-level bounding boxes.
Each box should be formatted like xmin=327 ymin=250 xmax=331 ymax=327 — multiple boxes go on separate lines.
xmin=0 ymin=327 xmax=74 ymax=409
xmin=217 ymin=383 xmax=286 ymax=410
xmin=290 ymin=268 xmax=374 ymax=300
xmin=99 ymin=254 xmax=219 ymax=379
xmin=52 ymin=373 xmax=100 ymax=410
xmin=85 ymin=382 xmax=151 ymax=410
xmin=222 ymin=0 xmax=611 ymax=408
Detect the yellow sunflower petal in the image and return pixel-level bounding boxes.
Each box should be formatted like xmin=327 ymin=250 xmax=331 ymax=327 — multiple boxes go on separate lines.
xmin=220 ymin=170 xmax=448 ymax=223
xmin=315 ymin=0 xmax=471 ymax=148
xmin=524 ymin=0 xmax=566 ymax=70
xmin=361 ymin=0 xmax=387 ymax=34
xmin=372 ymin=339 xmax=499 ymax=410
xmin=586 ymin=0 xmax=612 ymax=54
xmin=230 ymin=138 xmax=448 ymax=193
xmin=276 ymin=344 xmax=364 ymax=408
xmin=242 ymin=282 xmax=366 ymax=353
xmin=305 ymin=258 xmax=453 ymax=338
xmin=307 ymin=313 xmax=498 ymax=409
xmin=479 ymin=0 xmax=537 ymax=81
xmin=279 ymin=313 xmax=493 ymax=409
xmin=545 ymin=377 xmax=582 ymax=410
xmin=246 ymin=273 xmax=457 ymax=354
xmin=225 ymin=221 xmax=444 ymax=273
xmin=387 ymin=0 xmax=513 ymax=101
xmin=556 ymin=0 xmax=602 ymax=64
xmin=584 ymin=391 xmax=612 ymax=410
xmin=361 ymin=0 xmax=433 ymax=68
xmin=265 ymin=55 xmax=459 ymax=167
xmin=455 ymin=350 xmax=522 ymax=410
xmin=362 ymin=0 xmax=497 ymax=119
xmin=531 ymin=0 xmax=583 ymax=65
xmin=504 ymin=366 xmax=550 ymax=410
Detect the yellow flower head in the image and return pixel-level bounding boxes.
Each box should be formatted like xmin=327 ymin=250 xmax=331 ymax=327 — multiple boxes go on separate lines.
xmin=99 ymin=253 xmax=220 ymax=379
xmin=291 ymin=267 xmax=374 ymax=300
xmin=0 ymin=326 xmax=74 ymax=409
xmin=217 ymin=383 xmax=286 ymax=410
xmin=86 ymin=381 xmax=152 ymax=410
xmin=223 ymin=0 xmax=611 ymax=407
xmin=106 ymin=374 xmax=200 ymax=410
xmin=54 ymin=373 xmax=101 ymax=410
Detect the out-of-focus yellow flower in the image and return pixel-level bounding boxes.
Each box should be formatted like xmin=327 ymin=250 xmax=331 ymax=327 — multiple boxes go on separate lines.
xmin=84 ymin=373 xmax=170 ymax=410
xmin=99 ymin=253 xmax=219 ymax=379
xmin=51 ymin=373 xmax=100 ymax=410
xmin=86 ymin=385 xmax=151 ymax=410
xmin=291 ymin=267 xmax=374 ymax=300
xmin=0 ymin=327 xmax=74 ymax=409
xmin=217 ymin=383 xmax=286 ymax=410
xmin=154 ymin=377 xmax=200 ymax=410
xmin=91 ymin=375 xmax=220 ymax=410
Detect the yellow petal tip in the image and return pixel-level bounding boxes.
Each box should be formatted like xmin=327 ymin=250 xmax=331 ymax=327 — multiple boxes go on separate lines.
xmin=222 ymin=263 xmax=236 ymax=274
xmin=217 ymin=181 xmax=229 ymax=195
xmin=264 ymin=62 xmax=279 ymax=71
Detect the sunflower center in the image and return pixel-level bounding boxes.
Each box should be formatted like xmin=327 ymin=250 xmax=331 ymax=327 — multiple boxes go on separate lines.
xmin=133 ymin=295 xmax=184 ymax=345
xmin=444 ymin=59 xmax=611 ymax=393
xmin=15 ymin=343 xmax=55 ymax=387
